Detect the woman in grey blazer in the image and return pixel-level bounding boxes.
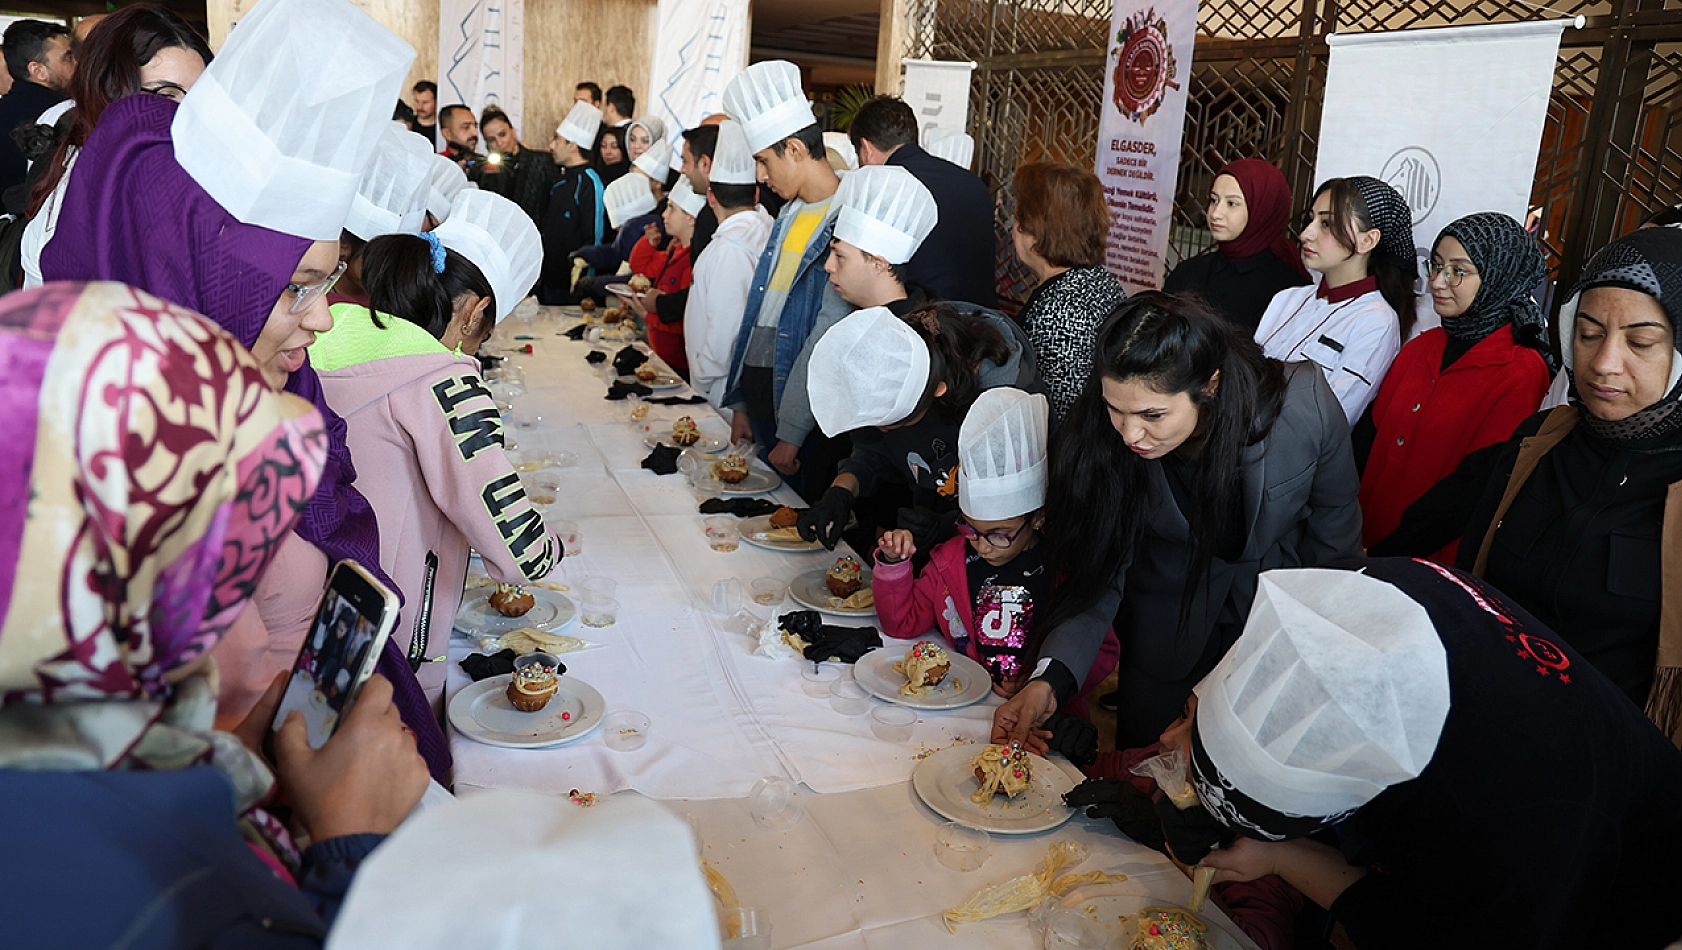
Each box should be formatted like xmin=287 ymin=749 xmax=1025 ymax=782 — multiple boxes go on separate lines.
xmin=995 ymin=292 xmax=1363 ymax=750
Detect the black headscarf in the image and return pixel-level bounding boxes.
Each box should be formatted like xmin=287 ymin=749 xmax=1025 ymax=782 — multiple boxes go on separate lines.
xmin=593 ymin=126 xmax=630 ymax=185
xmin=1437 ymin=212 xmax=1552 ymax=366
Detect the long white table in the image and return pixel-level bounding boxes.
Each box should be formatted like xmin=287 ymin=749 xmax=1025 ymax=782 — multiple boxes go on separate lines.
xmin=444 ymin=309 xmax=1256 ymax=949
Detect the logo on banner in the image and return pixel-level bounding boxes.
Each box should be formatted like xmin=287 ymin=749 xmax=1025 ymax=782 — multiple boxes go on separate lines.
xmin=1111 ymin=9 xmax=1178 ymax=123
xmin=1381 ymin=146 xmax=1442 ymax=222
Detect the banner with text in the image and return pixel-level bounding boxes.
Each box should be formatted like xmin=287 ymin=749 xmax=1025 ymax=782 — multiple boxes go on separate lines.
xmin=648 ymin=0 xmax=752 ymax=167
xmin=1094 ymin=0 xmax=1196 ymax=293
xmin=902 ymin=59 xmax=977 ymax=141
xmin=440 ymin=0 xmax=525 ymax=146
xmin=1315 ymin=19 xmax=1572 ymax=332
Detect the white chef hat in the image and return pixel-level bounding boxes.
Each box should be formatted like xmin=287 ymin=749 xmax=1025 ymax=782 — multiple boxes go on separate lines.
xmin=834 ymin=165 xmax=938 ymax=265
xmin=344 ymin=124 xmax=434 ymax=240
xmin=434 ymin=190 xmax=541 ymax=324
xmin=823 ymin=131 xmax=858 ymax=172
xmin=556 ymin=100 xmax=602 ymax=148
xmin=808 ymin=306 xmax=931 ymax=436
xmin=632 ymin=138 xmax=674 ymax=180
xmin=667 ymin=177 xmax=707 ymax=219
xmin=710 ymin=119 xmax=757 ymax=186
xmin=722 ymin=60 xmax=817 ymax=155
xmin=170 ymin=0 xmax=415 ymax=242
xmin=924 ymin=128 xmax=975 ymax=169
xmin=1194 ymin=569 xmax=1451 ymax=820
xmin=604 ymin=173 xmax=656 ymax=229
xmin=628 ymin=113 xmax=667 ymax=145
xmin=958 ymin=388 xmax=1049 ymax=521
xmin=326 ymin=793 xmax=718 ymax=950
xmin=425 ymin=152 xmax=472 ymax=223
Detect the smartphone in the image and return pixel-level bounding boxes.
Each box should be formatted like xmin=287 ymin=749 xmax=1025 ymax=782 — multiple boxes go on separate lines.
xmin=269 ymin=560 xmax=400 ymax=750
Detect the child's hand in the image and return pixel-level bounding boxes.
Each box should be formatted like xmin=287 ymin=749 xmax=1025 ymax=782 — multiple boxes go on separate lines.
xmin=877 ymin=529 xmax=916 ymax=563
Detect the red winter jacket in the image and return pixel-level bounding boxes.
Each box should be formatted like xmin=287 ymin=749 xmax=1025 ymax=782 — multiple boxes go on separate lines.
xmin=1359 ymin=325 xmax=1549 ymax=562
xmin=629 ymin=236 xmax=692 ymax=373
xmin=871 ymin=534 xmax=1120 ymax=721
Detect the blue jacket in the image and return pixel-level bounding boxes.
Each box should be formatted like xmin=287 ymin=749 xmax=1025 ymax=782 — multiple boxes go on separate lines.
xmin=721 ymin=196 xmax=847 ymax=443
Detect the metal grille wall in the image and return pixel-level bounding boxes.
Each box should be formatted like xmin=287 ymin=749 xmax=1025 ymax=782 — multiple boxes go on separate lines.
xmin=903 ymin=0 xmax=1682 ymax=311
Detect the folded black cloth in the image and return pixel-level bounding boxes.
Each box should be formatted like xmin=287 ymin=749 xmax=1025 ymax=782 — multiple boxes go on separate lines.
xmin=1064 ymin=778 xmax=1167 ymax=853
xmin=779 ymin=610 xmax=882 ymax=664
xmin=606 ymin=380 xmax=652 ymax=400
xmin=564 ymin=324 xmax=589 ymax=340
xmin=460 ymin=649 xmax=518 ymax=682
xmin=612 ymin=345 xmax=648 ymax=377
xmin=698 ymin=498 xmax=781 ymax=518
xmin=641 ymin=443 xmax=682 ymax=475
xmin=646 ymin=395 xmax=708 ymax=405
xmin=585 ymin=350 xmax=607 ymax=364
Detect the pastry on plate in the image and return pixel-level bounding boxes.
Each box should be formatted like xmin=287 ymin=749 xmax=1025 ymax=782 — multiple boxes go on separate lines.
xmin=603 ymin=306 xmax=624 ymax=324
xmin=825 ymin=556 xmax=862 ymax=597
xmin=1128 ymin=907 xmax=1208 ymax=950
xmin=498 ymin=627 xmax=586 ymax=655
xmin=628 ymin=274 xmax=653 ymax=294
xmin=580 ymin=297 xmax=597 ymax=313
xmin=893 ymin=641 xmax=950 ymax=695
xmin=827 ymin=588 xmax=874 ymax=611
xmin=506 ymin=661 xmax=560 ymax=712
xmin=635 ymin=364 xmax=658 ymax=383
xmin=755 ymin=525 xmax=804 ymax=543
xmin=670 ymin=416 xmax=700 ymax=446
xmin=769 ymin=506 xmax=800 ymax=528
xmin=488 ymin=583 xmax=535 ymax=617
xmin=711 ymin=453 xmax=750 ymax=484
xmin=970 ymin=743 xmax=1032 ymax=803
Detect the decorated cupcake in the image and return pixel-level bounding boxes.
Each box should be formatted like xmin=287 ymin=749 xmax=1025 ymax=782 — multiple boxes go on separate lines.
xmin=970 ymin=743 xmax=1032 ymax=803
xmin=628 ymin=274 xmax=653 ymax=294
xmin=711 ymin=453 xmax=750 ymax=484
xmin=671 ymin=416 xmax=700 ymax=446
xmin=825 ymin=555 xmax=862 ymax=597
xmin=1128 ymin=907 xmax=1208 ymax=950
xmin=894 ymin=641 xmax=950 ymax=695
xmin=506 ymin=658 xmax=561 ymax=712
xmin=635 ymin=364 xmax=658 ymax=383
xmin=489 ymin=583 xmax=535 ymax=617
xmin=769 ymin=506 xmax=799 ymax=528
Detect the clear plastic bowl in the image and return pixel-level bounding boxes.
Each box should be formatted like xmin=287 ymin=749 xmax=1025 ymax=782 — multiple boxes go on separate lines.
xmin=869 ymin=704 xmax=917 ymax=742
xmin=602 ymin=710 xmax=649 ymax=751
xmin=933 ymin=821 xmax=989 ymax=872
xmin=829 ymin=679 xmax=869 ymax=716
xmin=800 ymin=664 xmax=842 ymax=698
xmin=748 ymin=777 xmax=802 ymax=831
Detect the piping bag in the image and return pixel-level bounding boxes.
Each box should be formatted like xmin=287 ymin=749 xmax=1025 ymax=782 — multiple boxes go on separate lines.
xmin=1131 ymin=748 xmax=1219 ymax=913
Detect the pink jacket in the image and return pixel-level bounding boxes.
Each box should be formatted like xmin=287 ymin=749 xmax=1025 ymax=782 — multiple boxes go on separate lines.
xmin=871 ymin=535 xmax=1120 ymax=720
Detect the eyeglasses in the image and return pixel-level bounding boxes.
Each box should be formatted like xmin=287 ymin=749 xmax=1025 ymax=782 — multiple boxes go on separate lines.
xmin=1422 ymin=259 xmax=1478 ymax=288
xmin=955 ymin=518 xmax=1032 ymax=548
xmin=286 ymin=260 xmax=347 ymax=314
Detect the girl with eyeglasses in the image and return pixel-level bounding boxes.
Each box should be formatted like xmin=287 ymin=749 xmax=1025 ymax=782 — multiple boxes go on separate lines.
xmin=1356 ymin=212 xmax=1553 ymax=562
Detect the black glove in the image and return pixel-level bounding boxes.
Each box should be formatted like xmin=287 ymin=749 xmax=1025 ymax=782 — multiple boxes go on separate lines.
xmin=564 ymin=324 xmax=589 ymax=340
xmin=1155 ymin=795 xmax=1235 ymax=865
xmin=897 ymin=506 xmax=959 ymax=552
xmin=647 ymin=395 xmax=707 ymax=405
xmin=1064 ymin=778 xmax=1168 ymax=852
xmin=1041 ymin=712 xmax=1098 ymax=766
xmin=641 ymin=444 xmax=682 ymax=475
xmin=605 ymin=380 xmax=652 ymax=400
xmin=585 ymin=349 xmax=607 ymax=364
xmin=612 ymin=346 xmax=649 ymax=377
xmin=458 ymin=648 xmax=566 ymax=682
xmin=777 ymin=611 xmax=882 ymax=664
xmin=797 ymin=486 xmax=855 ymax=550
xmin=698 ymin=498 xmax=781 ymax=518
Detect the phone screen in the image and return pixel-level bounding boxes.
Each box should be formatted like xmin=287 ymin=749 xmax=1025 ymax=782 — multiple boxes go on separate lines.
xmin=272 ymin=585 xmax=384 ymax=749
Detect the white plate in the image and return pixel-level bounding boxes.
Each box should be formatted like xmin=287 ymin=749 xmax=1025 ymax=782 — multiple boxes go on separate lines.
xmin=854 ymin=646 xmax=991 ymax=709
xmin=448 ymin=673 xmax=605 ymax=749
xmin=788 ymin=568 xmax=875 ymax=616
xmin=455 ymin=586 xmax=578 ymax=637
xmin=617 ymin=372 xmax=684 ymax=391
xmin=911 ymin=744 xmax=1075 ymax=834
xmin=1047 ymin=891 xmax=1247 ymax=950
xmin=707 ymin=468 xmax=781 ymax=497
xmin=644 ymin=431 xmax=727 ymax=453
xmin=738 ymin=514 xmax=824 ymax=552
xmin=604 ymin=282 xmax=646 ymax=299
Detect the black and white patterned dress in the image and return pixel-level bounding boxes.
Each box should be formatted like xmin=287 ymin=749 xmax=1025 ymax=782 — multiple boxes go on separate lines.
xmin=1019 ymin=266 xmax=1128 ymax=421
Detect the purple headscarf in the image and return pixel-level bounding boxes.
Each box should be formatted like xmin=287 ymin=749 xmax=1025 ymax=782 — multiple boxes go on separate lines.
xmin=41 ymin=94 xmax=450 ymax=779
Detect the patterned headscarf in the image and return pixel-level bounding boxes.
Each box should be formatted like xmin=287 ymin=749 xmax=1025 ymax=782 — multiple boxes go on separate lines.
xmin=1436 ymin=212 xmax=1552 ymax=363
xmin=1557 ymin=225 xmax=1682 ymax=446
xmin=0 ymin=283 xmax=326 ymax=827
xmin=1348 ymin=175 xmax=1416 ymax=265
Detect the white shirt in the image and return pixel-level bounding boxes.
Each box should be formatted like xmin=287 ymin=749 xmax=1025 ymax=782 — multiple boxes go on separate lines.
xmin=686 ymin=206 xmax=774 ymax=408
xmin=1254 ymin=281 xmax=1402 ymax=425
xmin=21 ymin=146 xmax=76 ymax=290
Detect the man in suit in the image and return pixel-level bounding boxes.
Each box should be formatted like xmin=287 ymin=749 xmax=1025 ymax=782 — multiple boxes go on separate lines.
xmin=849 ymin=96 xmax=997 ymax=307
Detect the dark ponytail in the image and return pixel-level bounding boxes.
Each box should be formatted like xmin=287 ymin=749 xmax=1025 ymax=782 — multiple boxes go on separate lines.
xmin=900 ymin=303 xmax=1013 ymax=424
xmin=360 ymin=234 xmax=452 ymax=338
xmin=1315 ymin=178 xmax=1418 ymax=338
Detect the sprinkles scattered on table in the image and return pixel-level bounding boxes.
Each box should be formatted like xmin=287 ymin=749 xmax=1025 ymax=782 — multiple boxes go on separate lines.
xmin=568 ymin=789 xmax=598 ymax=807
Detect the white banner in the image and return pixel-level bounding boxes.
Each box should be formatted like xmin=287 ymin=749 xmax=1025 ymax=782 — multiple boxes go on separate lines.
xmin=440 ymin=0 xmax=525 ymax=140
xmin=647 ymin=0 xmax=752 ymax=165
xmin=1315 ymin=19 xmax=1573 ymax=331
xmin=1094 ymin=1 xmax=1197 ymax=293
xmin=901 ymin=59 xmax=976 ymax=141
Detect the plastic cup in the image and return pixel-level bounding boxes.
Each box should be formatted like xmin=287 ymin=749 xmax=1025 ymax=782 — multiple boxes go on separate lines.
xmin=748 ymin=777 xmax=802 ymax=831
xmin=712 ymin=577 xmax=743 ymax=614
xmin=869 ymin=704 xmax=917 ymax=742
xmin=829 ymin=679 xmax=869 ymax=716
xmin=513 ymin=652 xmax=563 ymax=674
xmin=521 ymin=471 xmax=561 ymax=508
xmin=705 ymin=516 xmax=740 ymax=552
xmin=721 ymin=907 xmax=771 ymax=950
xmin=508 ymin=445 xmax=550 ymax=473
xmin=750 ymin=576 xmax=786 ymax=606
xmin=511 ymin=399 xmax=545 ymax=430
xmin=1042 ymin=908 xmax=1105 ymax=949
xmin=692 ymin=473 xmax=726 ymax=497
xmin=602 ymin=710 xmax=650 ymax=751
xmin=548 ymin=518 xmax=581 ymax=556
xmin=933 ymin=822 xmax=990 ymax=872
xmin=800 ymin=663 xmax=842 ymax=698
xmin=579 ymin=576 xmax=617 ymax=600
xmin=580 ymin=597 xmax=619 ymax=628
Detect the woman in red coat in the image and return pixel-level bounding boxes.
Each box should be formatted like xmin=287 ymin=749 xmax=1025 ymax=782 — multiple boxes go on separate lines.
xmin=1355 ymin=212 xmax=1552 ymax=562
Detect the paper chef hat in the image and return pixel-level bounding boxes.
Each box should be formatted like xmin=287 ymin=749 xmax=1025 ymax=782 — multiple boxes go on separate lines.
xmin=171 ymin=0 xmax=415 ymax=241
xmin=556 ymin=100 xmax=602 ymax=149
xmin=604 ymin=174 xmax=656 ymax=229
xmin=823 ymin=131 xmax=858 ymax=172
xmin=426 ymin=152 xmax=472 ymax=223
xmin=710 ymin=119 xmax=757 ymax=186
xmin=632 ymin=138 xmax=674 ymax=181
xmin=667 ymin=177 xmax=707 ymax=219
xmin=722 ymin=60 xmax=817 ymax=155
xmin=808 ymin=306 xmax=931 ymax=436
xmin=1194 ymin=569 xmax=1451 ymax=819
xmin=344 ymin=124 xmax=434 ymax=240
xmin=958 ymin=388 xmax=1049 ymax=521
xmin=834 ymin=165 xmax=938 ymax=265
xmin=924 ymin=128 xmax=975 ymax=169
xmin=434 ymin=190 xmax=542 ymax=323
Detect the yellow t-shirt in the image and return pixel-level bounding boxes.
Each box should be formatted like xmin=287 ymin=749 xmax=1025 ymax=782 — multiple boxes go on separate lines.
xmin=768 ymin=202 xmax=829 ymax=293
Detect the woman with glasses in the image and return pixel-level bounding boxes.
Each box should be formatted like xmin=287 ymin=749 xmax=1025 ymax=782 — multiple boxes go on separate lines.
xmin=1355 ymin=212 xmax=1552 ymax=562
xmin=989 ymin=292 xmax=1362 ymax=751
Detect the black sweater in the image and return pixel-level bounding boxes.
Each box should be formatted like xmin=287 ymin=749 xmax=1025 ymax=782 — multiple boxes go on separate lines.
xmin=1162 ymin=247 xmax=1309 ymax=334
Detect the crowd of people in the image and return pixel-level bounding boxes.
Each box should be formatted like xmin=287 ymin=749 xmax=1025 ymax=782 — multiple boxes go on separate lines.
xmin=0 ymin=0 xmax=1680 ymax=946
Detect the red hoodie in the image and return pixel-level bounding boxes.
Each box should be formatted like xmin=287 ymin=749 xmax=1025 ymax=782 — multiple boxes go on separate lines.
xmin=629 ymin=236 xmax=693 ymax=373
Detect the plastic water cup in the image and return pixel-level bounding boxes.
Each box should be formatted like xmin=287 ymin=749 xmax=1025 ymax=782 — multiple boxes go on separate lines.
xmin=1042 ymin=908 xmax=1105 ymax=949
xmin=721 ymin=907 xmax=771 ymax=950
xmin=548 ymin=518 xmax=581 ymax=556
xmin=602 ymin=710 xmax=649 ymax=751
xmin=869 ymin=704 xmax=917 ymax=742
xmin=705 ymin=516 xmax=739 ymax=552
xmin=521 ymin=471 xmax=561 ymax=508
xmin=750 ymin=576 xmax=785 ymax=606
xmin=580 ymin=597 xmax=619 ymax=628
xmin=829 ymin=679 xmax=869 ymax=716
xmin=579 ymin=576 xmax=617 ymax=600
xmin=712 ymin=578 xmax=743 ymax=615
xmin=800 ymin=663 xmax=842 ymax=698
xmin=934 ymin=822 xmax=990 ymax=872
xmin=748 ymin=777 xmax=801 ymax=831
